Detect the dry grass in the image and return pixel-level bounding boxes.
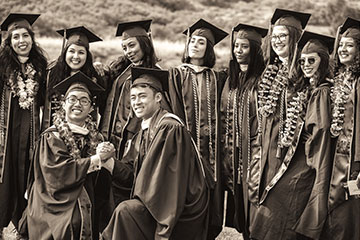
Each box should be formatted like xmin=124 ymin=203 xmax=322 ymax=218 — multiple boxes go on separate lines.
xmin=216 ymin=227 xmax=244 ymax=240
xmin=3 ymin=224 xmax=243 ymax=240
xmin=36 ymin=37 xmax=230 ymax=71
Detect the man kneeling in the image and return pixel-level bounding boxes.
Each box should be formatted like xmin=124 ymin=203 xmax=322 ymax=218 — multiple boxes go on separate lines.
xmin=102 ymin=67 xmax=209 ymax=240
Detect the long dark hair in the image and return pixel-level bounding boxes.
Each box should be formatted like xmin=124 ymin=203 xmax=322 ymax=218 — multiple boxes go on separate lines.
xmin=228 ymin=39 xmax=265 ymax=90
xmin=334 ymin=37 xmax=360 ymax=79
xmin=181 ymin=38 xmax=216 ymax=68
xmin=108 ymin=35 xmax=158 ymax=80
xmin=48 ymin=43 xmax=101 ymax=93
xmin=291 ymin=50 xmax=333 ymax=92
xmin=0 ymin=27 xmax=47 ymax=96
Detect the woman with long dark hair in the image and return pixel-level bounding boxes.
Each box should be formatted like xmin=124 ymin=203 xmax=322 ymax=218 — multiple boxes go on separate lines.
xmin=220 ymin=23 xmax=266 ymax=239
xmin=322 ymin=17 xmax=360 ymax=240
xmin=99 ymin=20 xmax=163 ymax=207
xmin=250 ymin=9 xmax=315 ymax=240
xmin=289 ymin=31 xmax=335 ymax=240
xmin=168 ymin=18 xmax=228 ymax=239
xmin=0 ymin=13 xmax=47 ymax=238
xmin=42 ymin=26 xmax=104 ymax=131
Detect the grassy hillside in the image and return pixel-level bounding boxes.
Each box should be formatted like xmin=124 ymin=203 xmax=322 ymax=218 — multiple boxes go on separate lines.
xmin=2 ymin=0 xmax=359 ymax=38
xmin=1 ymin=0 xmax=359 ymax=69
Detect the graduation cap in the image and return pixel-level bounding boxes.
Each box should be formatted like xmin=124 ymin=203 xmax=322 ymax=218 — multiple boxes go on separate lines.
xmin=340 ymin=17 xmax=360 ymax=40
xmin=131 ymin=67 xmax=169 ymax=92
xmin=116 ymin=19 xmax=152 ymax=39
xmin=183 ymin=18 xmax=228 ymax=46
xmin=233 ymin=23 xmax=268 ymax=45
xmin=271 ymin=8 xmax=311 ymax=30
xmin=53 ymin=71 xmax=105 ymax=98
xmin=1 ymin=13 xmax=40 ymax=31
xmin=298 ymin=31 xmax=335 ymax=54
xmin=57 ymin=26 xmax=102 ymax=49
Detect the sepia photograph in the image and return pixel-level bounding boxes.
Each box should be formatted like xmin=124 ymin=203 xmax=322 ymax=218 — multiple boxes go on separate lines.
xmin=0 ymin=0 xmax=359 ymax=239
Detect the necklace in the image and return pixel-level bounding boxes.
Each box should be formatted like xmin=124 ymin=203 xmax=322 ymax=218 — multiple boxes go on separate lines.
xmin=330 ymin=70 xmax=354 ymax=137
xmin=258 ymin=59 xmax=289 ymax=117
xmin=8 ymin=63 xmax=39 ymax=109
xmin=53 ymin=109 xmax=99 ymax=159
xmin=280 ymin=89 xmax=308 ymax=147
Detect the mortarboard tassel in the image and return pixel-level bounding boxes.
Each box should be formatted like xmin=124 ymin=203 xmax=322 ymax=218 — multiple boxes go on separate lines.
xmin=61 ymin=28 xmax=67 ymax=55
xmin=230 ymin=27 xmax=234 ymax=61
xmin=184 ymin=27 xmax=190 ymax=59
xmin=332 ymin=25 xmax=342 ymax=62
xmin=289 ymin=41 xmax=299 ymax=79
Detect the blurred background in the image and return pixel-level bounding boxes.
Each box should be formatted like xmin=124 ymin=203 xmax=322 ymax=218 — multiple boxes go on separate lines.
xmin=1 ymin=1 xmax=359 ymax=239
xmin=1 ymin=0 xmax=359 ymax=70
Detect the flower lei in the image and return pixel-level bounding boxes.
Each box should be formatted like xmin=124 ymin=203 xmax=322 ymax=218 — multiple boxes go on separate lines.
xmin=280 ymin=89 xmax=309 ymax=147
xmin=8 ymin=63 xmax=39 ymax=109
xmin=330 ymin=70 xmax=354 ymax=137
xmin=258 ymin=59 xmax=289 ymax=117
xmin=53 ymin=109 xmax=99 ymax=159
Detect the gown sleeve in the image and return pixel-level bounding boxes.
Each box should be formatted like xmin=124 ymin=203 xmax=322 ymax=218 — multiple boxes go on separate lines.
xmin=295 ymin=85 xmax=333 ymax=240
xmin=133 ymin=122 xmax=207 ymax=239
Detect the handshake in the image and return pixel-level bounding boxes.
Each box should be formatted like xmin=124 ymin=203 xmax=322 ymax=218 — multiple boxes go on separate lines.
xmin=88 ymin=141 xmax=116 ymax=174
xmin=96 ymin=141 xmax=116 ymax=162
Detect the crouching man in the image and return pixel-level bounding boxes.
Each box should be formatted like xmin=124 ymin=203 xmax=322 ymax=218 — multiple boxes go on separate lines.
xmin=102 ymin=67 xmax=210 ymax=240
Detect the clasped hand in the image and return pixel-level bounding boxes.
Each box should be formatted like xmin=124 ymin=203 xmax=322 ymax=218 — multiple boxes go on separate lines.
xmin=96 ymin=142 xmax=115 ymax=161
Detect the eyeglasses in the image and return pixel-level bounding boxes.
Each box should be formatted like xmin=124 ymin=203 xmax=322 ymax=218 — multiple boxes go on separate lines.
xmin=66 ymin=96 xmax=91 ymax=106
xmin=298 ymin=57 xmax=317 ymax=66
xmin=271 ymin=34 xmax=289 ymax=42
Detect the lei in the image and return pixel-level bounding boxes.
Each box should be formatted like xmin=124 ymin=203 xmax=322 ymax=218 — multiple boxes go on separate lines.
xmin=280 ymin=89 xmax=309 ymax=147
xmin=53 ymin=109 xmax=99 ymax=159
xmin=258 ymin=59 xmax=289 ymax=117
xmin=330 ymin=70 xmax=354 ymax=137
xmin=8 ymin=63 xmax=39 ymax=109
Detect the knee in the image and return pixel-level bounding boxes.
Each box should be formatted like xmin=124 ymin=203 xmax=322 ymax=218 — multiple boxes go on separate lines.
xmin=114 ymin=199 xmax=145 ymax=216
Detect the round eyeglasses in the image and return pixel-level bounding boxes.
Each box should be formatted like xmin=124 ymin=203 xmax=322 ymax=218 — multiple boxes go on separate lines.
xmin=298 ymin=57 xmax=317 ymax=66
xmin=66 ymin=96 xmax=91 ymax=106
xmin=271 ymin=34 xmax=289 ymax=42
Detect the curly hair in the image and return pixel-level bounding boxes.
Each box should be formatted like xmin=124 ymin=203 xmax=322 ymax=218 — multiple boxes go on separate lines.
xmin=0 ymin=27 xmax=47 ymax=98
xmin=181 ymin=38 xmax=216 ymax=68
xmin=228 ymin=39 xmax=265 ymax=90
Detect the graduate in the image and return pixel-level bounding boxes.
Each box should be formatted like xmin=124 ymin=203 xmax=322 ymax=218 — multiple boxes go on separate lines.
xmin=43 ymin=26 xmax=106 ymax=131
xmin=102 ymin=67 xmax=209 ymax=240
xmin=220 ymin=23 xmax=267 ymax=239
xmin=168 ymin=19 xmax=228 ymax=239
xmin=290 ymin=31 xmax=335 ymax=240
xmin=26 ymin=72 xmax=114 ymax=240
xmin=322 ymin=17 xmax=360 ymax=240
xmin=100 ymin=19 xmax=171 ymax=206
xmin=250 ymin=9 xmax=314 ymax=240
xmin=0 ymin=13 xmax=47 ymax=238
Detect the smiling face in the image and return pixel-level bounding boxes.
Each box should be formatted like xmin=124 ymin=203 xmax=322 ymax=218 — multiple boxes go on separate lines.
xmin=122 ymin=37 xmax=145 ymax=65
xmin=299 ymin=52 xmax=321 ymax=78
xmin=11 ymin=28 xmax=33 ymax=57
xmin=130 ymin=85 xmax=161 ymax=120
xmin=338 ymin=37 xmax=358 ymax=66
xmin=188 ymin=35 xmax=207 ymax=61
xmin=271 ymin=25 xmax=290 ymax=59
xmin=233 ymin=38 xmax=250 ymax=64
xmin=65 ymin=44 xmax=87 ymax=71
xmin=63 ymin=90 xmax=92 ymax=126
